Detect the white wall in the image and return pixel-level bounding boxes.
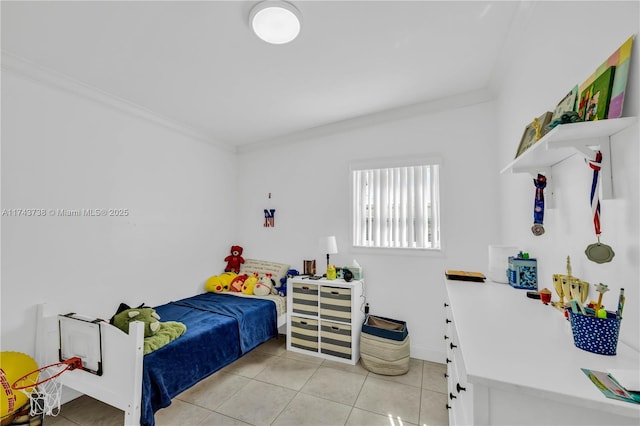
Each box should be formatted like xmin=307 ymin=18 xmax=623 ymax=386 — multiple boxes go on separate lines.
xmin=495 ymin=1 xmax=639 ymax=350
xmin=1 ymin=70 xmax=237 ymax=354
xmin=236 ymin=98 xmax=500 ymax=362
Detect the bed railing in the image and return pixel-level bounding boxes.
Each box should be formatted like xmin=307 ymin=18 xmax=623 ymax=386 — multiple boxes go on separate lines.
xmin=35 ymin=303 xmax=145 ymax=425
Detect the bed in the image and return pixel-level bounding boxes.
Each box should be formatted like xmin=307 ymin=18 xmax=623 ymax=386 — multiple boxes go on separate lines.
xmin=34 ymin=260 xmax=290 ymax=426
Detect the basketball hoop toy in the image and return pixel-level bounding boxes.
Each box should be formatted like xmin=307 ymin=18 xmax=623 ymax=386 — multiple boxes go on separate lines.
xmin=11 ymin=357 xmax=82 ymax=417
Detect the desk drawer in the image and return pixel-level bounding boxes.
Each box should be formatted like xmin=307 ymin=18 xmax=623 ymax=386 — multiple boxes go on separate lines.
xmin=292 ymin=282 xmax=318 ymax=316
xmin=320 ymin=286 xmax=352 ymax=322
xmin=290 ymin=316 xmax=318 ymax=351
xmin=320 ymin=320 xmax=352 ymax=359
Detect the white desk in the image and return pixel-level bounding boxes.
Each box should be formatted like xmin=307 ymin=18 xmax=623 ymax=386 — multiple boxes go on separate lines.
xmin=444 ymin=279 xmax=640 ymax=425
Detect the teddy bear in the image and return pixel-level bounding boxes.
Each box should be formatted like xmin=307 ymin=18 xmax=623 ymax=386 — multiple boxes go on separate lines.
xmin=253 ymin=273 xmax=274 ymax=296
xmin=229 ymin=274 xmax=248 ymax=292
xmin=275 ymin=269 xmax=299 ymax=297
xmin=205 ymin=272 xmax=237 ymax=293
xmin=276 ymin=280 xmax=287 ymax=297
xmin=112 ymin=307 xmax=161 ymax=337
xmin=241 ymin=273 xmax=259 ymax=295
xmin=224 ymin=245 xmax=245 ymax=273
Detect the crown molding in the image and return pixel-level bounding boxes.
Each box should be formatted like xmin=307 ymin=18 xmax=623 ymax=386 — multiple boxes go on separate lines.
xmin=1 ymin=51 xmax=235 ymax=153
xmin=237 ymin=87 xmax=496 ymax=154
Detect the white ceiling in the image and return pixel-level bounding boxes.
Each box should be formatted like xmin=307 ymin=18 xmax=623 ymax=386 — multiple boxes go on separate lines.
xmin=1 ymin=1 xmax=524 ymax=148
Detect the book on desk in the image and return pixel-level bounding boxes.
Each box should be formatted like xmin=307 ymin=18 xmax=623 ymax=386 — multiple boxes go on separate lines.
xmin=445 ymin=270 xmax=486 ymax=282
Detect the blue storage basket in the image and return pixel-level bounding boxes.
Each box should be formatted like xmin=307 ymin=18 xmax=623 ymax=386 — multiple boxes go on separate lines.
xmin=568 ymin=311 xmax=621 ymax=356
xmin=362 ymin=315 xmax=408 ymax=342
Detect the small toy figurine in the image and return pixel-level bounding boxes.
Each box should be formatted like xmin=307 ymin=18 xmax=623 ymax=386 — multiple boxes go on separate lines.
xmin=326 ymin=265 xmax=337 ymax=280
xmin=539 ymin=288 xmax=552 ymax=305
xmin=533 ymin=117 xmax=542 ymax=141
xmin=594 ymin=283 xmax=609 ymax=310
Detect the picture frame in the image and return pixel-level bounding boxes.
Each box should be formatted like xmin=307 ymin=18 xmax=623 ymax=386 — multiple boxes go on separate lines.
xmin=551 ymin=85 xmax=578 ymax=122
xmin=578 ymin=66 xmax=615 ymax=121
xmin=515 ymin=111 xmax=553 ymax=158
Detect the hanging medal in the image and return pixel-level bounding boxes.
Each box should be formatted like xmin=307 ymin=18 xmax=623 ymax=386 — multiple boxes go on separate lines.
xmin=531 ymin=173 xmax=546 ymax=236
xmin=584 ymin=151 xmax=615 ymax=263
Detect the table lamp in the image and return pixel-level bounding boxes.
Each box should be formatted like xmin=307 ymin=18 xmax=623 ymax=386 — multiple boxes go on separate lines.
xmin=319 ymin=236 xmax=338 ymax=271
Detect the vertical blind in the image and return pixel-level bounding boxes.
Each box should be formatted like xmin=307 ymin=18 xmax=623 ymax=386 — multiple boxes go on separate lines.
xmin=352 ymin=164 xmax=440 ymax=249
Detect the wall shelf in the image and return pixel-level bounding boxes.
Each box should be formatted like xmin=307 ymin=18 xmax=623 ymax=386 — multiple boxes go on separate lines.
xmin=501 ymin=117 xmax=637 ymax=202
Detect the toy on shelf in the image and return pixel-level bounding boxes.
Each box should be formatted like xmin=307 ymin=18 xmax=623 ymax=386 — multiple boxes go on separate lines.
xmin=539 ymin=288 xmax=552 ymax=304
xmin=507 ymin=251 xmax=537 ymax=290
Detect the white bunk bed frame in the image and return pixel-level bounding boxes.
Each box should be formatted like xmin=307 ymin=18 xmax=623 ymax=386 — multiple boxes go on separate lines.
xmin=35 ymin=303 xmax=286 ymax=425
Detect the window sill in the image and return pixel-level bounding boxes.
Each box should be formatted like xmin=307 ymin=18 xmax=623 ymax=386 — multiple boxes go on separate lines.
xmin=350 ymin=246 xmax=443 ymax=257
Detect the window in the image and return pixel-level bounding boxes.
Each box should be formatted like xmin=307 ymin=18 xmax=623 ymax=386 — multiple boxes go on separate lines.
xmin=351 ymin=160 xmax=440 ymax=250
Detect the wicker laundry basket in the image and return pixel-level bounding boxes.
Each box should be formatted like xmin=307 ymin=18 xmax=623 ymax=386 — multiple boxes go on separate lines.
xmin=360 ymin=315 xmax=410 ymax=376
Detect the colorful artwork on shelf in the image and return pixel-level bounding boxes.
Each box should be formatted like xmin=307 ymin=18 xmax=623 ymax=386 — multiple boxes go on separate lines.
xmin=578 ymin=35 xmax=634 ymax=120
xmin=551 ymin=85 xmax=578 ymax=122
xmin=578 ymin=66 xmax=615 ymax=121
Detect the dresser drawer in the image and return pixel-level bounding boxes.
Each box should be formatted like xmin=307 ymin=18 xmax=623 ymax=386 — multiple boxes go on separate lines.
xmin=320 ymin=286 xmax=352 ymax=322
xmin=320 ymin=320 xmax=352 ymax=359
xmin=292 ymin=282 xmax=319 ymax=316
xmin=286 ymin=278 xmax=364 ymax=366
xmin=290 ymin=316 xmax=318 ymax=351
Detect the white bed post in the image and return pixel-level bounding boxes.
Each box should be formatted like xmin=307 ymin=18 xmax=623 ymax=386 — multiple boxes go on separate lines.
xmin=124 ymin=321 xmax=144 ymax=426
xmin=35 ymin=303 xmax=62 ymax=367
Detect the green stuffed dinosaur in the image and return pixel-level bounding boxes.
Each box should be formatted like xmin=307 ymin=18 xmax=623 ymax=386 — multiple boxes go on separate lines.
xmin=112 ymin=307 xmax=186 ymax=354
xmin=112 ymin=307 xmax=161 ymax=337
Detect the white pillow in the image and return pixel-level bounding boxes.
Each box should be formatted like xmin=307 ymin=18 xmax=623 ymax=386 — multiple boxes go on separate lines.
xmin=239 ymin=259 xmax=290 ymax=287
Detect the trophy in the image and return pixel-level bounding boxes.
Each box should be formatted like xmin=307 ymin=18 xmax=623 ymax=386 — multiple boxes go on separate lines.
xmin=551 ymin=256 xmax=589 ymax=310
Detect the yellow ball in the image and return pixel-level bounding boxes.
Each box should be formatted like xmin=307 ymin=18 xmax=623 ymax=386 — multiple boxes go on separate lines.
xmin=1 ymin=352 xmax=38 ymax=424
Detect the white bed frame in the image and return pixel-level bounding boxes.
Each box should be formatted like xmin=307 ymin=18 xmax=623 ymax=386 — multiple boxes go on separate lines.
xmin=35 ymin=303 xmax=286 ymax=425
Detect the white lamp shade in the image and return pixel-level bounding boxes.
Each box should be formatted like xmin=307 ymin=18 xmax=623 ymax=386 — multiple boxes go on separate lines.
xmin=250 ymin=1 xmax=301 ymax=44
xmin=319 ymin=236 xmax=338 ymax=255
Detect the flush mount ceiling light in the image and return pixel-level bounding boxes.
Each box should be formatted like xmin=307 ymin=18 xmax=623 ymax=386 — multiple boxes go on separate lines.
xmin=250 ymin=1 xmax=301 ymax=44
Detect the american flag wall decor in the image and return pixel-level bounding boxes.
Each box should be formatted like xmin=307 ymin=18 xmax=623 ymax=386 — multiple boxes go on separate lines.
xmin=264 ymin=209 xmax=275 ymax=227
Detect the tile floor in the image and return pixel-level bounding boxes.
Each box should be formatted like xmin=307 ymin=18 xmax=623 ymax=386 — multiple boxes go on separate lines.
xmin=45 ymin=335 xmax=449 ymax=426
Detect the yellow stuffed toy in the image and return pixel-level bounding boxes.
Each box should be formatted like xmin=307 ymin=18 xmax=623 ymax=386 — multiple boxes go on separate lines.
xmin=205 ymin=272 xmax=237 ymax=293
xmin=241 ymin=273 xmax=259 ymax=295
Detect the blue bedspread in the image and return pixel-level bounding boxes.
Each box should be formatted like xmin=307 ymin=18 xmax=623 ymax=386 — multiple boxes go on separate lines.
xmin=140 ymin=293 xmax=278 ymax=426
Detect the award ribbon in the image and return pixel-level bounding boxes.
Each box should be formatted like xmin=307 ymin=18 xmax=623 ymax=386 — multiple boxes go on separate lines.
xmin=532 ymin=173 xmax=546 ymax=236
xmin=585 ymin=150 xmax=615 ymax=263
xmin=588 ymin=151 xmax=602 ymax=237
